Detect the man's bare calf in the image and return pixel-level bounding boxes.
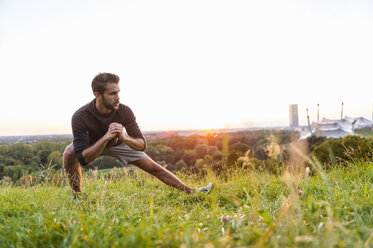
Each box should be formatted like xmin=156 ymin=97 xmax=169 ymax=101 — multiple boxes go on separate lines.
xmin=132 ymin=157 xmax=193 ymax=193
xmin=63 ymin=143 xmax=82 ymax=194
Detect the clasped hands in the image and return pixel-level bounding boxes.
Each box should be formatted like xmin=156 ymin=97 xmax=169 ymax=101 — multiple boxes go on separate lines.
xmin=105 ymin=122 xmax=126 ymax=142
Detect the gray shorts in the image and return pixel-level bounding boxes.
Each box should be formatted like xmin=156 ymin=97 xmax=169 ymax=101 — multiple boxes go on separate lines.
xmin=102 ymin=143 xmax=148 ymax=167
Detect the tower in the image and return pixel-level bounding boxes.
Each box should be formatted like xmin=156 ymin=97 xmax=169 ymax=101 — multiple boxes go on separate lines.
xmin=289 ymin=104 xmax=299 ymax=128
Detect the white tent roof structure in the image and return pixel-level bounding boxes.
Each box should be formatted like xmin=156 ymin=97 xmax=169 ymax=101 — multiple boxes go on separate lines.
xmin=301 ymin=116 xmax=373 ymax=139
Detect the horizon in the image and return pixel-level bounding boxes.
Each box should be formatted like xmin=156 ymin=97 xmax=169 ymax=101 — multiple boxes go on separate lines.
xmin=0 ymin=124 xmax=290 ymax=137
xmin=2 ymin=116 xmax=372 ymax=137
xmin=1 ymin=103 xmax=372 ymax=136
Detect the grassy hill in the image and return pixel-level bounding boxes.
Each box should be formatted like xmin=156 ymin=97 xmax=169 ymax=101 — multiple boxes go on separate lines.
xmin=0 ymin=163 xmax=372 ymax=247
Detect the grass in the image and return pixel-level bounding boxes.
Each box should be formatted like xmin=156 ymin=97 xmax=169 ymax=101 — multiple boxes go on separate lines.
xmin=0 ymin=162 xmax=372 ymax=248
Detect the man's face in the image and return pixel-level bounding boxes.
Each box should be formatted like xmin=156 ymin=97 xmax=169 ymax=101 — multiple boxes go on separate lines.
xmin=101 ymin=82 xmax=120 ymax=111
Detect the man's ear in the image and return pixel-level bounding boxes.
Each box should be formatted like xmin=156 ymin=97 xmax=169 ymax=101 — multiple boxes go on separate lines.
xmin=94 ymin=92 xmax=101 ymax=99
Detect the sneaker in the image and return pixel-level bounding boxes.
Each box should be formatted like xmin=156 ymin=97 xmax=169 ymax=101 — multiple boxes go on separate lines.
xmin=197 ymin=182 xmax=214 ymax=194
xmin=71 ymin=192 xmax=82 ymax=200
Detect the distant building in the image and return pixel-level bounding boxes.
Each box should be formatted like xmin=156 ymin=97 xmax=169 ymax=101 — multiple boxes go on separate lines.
xmin=289 ymin=104 xmax=299 ymax=128
xmin=301 ymin=116 xmax=373 ymax=139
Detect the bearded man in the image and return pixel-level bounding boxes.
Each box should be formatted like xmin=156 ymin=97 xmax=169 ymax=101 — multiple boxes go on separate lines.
xmin=63 ymin=73 xmax=212 ymax=197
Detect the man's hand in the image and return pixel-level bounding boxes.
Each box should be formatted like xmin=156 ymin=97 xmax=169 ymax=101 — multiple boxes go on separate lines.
xmin=82 ymin=124 xmax=119 ymax=164
xmin=109 ymin=122 xmax=145 ymax=151
xmin=109 ymin=122 xmax=125 ymax=141
xmin=104 ymin=124 xmax=121 ymax=141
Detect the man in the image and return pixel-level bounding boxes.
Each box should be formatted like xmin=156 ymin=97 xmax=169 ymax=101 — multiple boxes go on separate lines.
xmin=63 ymin=72 xmax=212 ymax=197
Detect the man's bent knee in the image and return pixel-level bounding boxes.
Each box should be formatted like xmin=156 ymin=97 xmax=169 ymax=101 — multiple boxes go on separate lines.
xmin=63 ymin=143 xmax=75 ymax=158
xmin=63 ymin=143 xmax=79 ymax=169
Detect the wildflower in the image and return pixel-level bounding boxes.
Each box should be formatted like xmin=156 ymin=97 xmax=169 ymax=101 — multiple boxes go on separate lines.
xmin=298 ymin=189 xmax=304 ymax=195
xmin=221 ymin=216 xmax=229 ymax=223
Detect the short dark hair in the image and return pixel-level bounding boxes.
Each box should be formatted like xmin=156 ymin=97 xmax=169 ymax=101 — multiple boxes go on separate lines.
xmin=91 ymin=73 xmax=120 ymax=94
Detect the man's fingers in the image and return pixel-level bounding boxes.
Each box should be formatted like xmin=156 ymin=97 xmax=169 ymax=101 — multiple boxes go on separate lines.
xmin=108 ymin=125 xmax=121 ymax=131
xmin=107 ymin=123 xmax=123 ymax=140
xmin=111 ymin=127 xmax=123 ymax=132
xmin=109 ymin=122 xmax=122 ymax=128
xmin=110 ymin=127 xmax=122 ymax=133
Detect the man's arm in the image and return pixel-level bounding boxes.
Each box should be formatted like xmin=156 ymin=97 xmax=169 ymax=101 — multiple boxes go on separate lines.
xmin=121 ymin=135 xmax=145 ymax=151
xmin=110 ymin=122 xmax=145 ymax=151
xmin=82 ymin=126 xmax=119 ymax=164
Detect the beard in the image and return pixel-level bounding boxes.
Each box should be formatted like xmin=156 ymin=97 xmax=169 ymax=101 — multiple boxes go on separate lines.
xmin=102 ymin=95 xmax=119 ymax=111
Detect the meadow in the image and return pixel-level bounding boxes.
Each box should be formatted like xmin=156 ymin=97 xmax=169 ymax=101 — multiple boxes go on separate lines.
xmin=0 ymin=160 xmax=372 ymax=248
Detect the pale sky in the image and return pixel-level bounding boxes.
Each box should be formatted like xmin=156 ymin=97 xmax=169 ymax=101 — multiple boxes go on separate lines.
xmin=1 ymin=0 xmax=373 ymax=135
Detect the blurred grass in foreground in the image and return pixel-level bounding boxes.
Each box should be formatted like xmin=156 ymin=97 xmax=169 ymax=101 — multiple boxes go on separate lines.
xmin=0 ymin=162 xmax=372 ymax=248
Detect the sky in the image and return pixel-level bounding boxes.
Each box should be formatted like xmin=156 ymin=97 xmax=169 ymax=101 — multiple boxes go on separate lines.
xmin=1 ymin=0 xmax=373 ymax=135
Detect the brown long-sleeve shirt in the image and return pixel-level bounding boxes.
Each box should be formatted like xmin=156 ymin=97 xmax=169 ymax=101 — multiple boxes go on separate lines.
xmin=71 ymin=99 xmax=146 ymax=166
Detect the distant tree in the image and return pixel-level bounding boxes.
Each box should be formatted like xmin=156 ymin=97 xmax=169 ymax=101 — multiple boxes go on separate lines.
xmin=39 ymin=150 xmax=52 ymax=164
xmin=145 ymin=144 xmax=159 ymax=160
xmin=227 ymin=150 xmax=243 ymax=167
xmin=194 ymin=158 xmax=205 ymax=168
xmin=211 ymin=150 xmax=223 ymax=161
xmin=146 ymin=145 xmax=175 ymax=164
xmin=196 ymin=138 xmax=209 ymax=146
xmin=28 ymin=161 xmax=41 ymax=172
xmin=206 ymin=146 xmax=219 ymax=155
xmin=3 ymin=157 xmax=22 ymax=166
xmin=47 ymin=151 xmax=63 ymax=168
xmin=306 ymin=135 xmax=327 ymax=153
xmin=182 ymin=149 xmax=197 ymax=166
xmin=3 ymin=165 xmax=24 ymax=181
xmin=9 ymin=143 xmax=33 ymax=162
xmin=194 ymin=143 xmax=208 ymax=158
xmin=155 ymin=145 xmax=175 ymax=164
xmin=230 ymin=142 xmax=250 ymax=153
xmin=173 ymin=150 xmax=184 ymax=164
xmin=0 ymin=145 xmax=9 ymax=155
xmin=34 ymin=141 xmax=59 ymax=152
xmin=167 ymin=136 xmax=197 ymax=151
xmin=251 ymin=139 xmax=270 ymax=160
xmin=203 ymin=155 xmax=213 ymax=164
xmin=173 ymin=159 xmax=188 ymax=171
xmin=215 ymin=140 xmax=223 ymax=150
xmin=31 ymin=156 xmax=41 ymax=164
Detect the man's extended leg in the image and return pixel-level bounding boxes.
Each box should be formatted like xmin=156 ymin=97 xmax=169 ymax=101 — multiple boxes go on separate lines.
xmin=63 ymin=143 xmax=82 ymax=194
xmin=132 ymin=157 xmax=193 ymax=193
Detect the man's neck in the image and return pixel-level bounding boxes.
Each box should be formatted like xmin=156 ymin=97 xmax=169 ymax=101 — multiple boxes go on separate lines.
xmin=95 ymin=100 xmax=113 ymax=115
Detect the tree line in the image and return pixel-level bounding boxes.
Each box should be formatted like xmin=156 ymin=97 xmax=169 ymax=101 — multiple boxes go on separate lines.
xmin=0 ymin=130 xmax=298 ymax=181
xmin=1 ymin=129 xmax=372 ymax=183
